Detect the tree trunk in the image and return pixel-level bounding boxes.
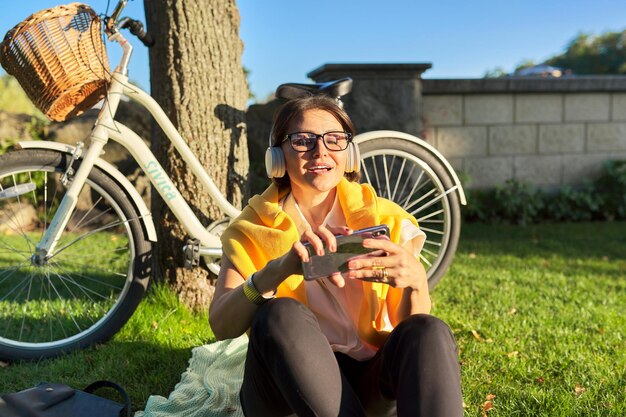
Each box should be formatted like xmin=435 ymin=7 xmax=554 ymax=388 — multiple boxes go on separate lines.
xmin=144 ymin=0 xmax=249 ymax=310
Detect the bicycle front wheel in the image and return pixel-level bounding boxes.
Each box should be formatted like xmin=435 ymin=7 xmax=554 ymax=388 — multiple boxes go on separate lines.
xmin=357 ymin=136 xmax=461 ymax=288
xmin=0 ymin=149 xmax=152 ymax=361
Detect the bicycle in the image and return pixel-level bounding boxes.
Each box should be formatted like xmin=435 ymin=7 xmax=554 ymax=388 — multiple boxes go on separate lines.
xmin=0 ymin=1 xmax=466 ymax=361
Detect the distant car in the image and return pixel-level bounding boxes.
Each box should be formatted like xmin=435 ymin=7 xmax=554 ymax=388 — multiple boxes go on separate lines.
xmin=513 ymin=64 xmax=564 ymax=77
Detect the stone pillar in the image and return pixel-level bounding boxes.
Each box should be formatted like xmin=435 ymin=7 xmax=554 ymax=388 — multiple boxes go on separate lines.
xmin=307 ymin=63 xmax=432 ymax=136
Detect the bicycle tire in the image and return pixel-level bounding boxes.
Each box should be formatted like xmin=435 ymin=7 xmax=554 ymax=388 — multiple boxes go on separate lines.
xmin=0 ymin=149 xmax=151 ymax=360
xmin=357 ymin=136 xmax=461 ymax=288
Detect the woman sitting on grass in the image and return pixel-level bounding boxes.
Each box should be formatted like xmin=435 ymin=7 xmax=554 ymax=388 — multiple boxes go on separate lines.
xmin=209 ymin=95 xmax=463 ymax=417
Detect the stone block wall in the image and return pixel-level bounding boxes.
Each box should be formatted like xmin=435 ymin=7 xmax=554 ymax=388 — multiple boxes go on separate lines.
xmin=422 ymin=78 xmax=626 ymax=189
xmin=248 ymin=64 xmax=626 ymax=191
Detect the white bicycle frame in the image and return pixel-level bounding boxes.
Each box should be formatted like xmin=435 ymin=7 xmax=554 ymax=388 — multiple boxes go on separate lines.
xmin=31 ymin=32 xmax=241 ymax=264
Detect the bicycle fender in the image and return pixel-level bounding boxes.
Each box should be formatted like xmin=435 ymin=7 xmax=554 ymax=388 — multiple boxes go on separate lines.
xmin=15 ymin=140 xmax=158 ymax=242
xmin=353 ymin=130 xmax=467 ymax=205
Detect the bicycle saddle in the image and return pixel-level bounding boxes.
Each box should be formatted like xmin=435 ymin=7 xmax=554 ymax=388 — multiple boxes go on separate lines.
xmin=275 ymin=77 xmax=353 ymax=100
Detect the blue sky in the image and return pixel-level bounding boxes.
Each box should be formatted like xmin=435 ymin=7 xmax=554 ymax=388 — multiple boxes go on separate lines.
xmin=2 ymin=0 xmax=626 ymax=102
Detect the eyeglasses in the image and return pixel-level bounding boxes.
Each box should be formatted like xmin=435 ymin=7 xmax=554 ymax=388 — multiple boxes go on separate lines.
xmin=282 ymin=131 xmax=352 ymax=152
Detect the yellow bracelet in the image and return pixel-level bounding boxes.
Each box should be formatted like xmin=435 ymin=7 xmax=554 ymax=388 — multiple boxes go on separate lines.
xmin=242 ymin=273 xmax=275 ymax=305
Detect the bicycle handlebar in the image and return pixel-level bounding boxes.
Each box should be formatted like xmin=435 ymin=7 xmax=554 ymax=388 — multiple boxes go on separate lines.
xmin=119 ymin=18 xmax=155 ymax=47
xmin=106 ymin=0 xmax=128 ymax=33
xmin=105 ymin=0 xmax=154 ymax=48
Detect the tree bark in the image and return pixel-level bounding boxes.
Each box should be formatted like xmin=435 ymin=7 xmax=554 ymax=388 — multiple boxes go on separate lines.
xmin=144 ymin=0 xmax=249 ymax=310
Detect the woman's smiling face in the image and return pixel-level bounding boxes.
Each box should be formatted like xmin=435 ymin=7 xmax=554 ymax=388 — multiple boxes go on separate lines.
xmin=282 ymin=109 xmax=348 ymax=196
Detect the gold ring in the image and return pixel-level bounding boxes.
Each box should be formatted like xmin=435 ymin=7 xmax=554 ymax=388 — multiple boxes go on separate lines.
xmin=381 ymin=267 xmax=389 ymax=283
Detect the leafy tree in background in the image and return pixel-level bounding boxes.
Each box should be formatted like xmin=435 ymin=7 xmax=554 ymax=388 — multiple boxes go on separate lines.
xmin=483 ymin=67 xmax=507 ymax=78
xmin=545 ymin=30 xmax=626 ymax=74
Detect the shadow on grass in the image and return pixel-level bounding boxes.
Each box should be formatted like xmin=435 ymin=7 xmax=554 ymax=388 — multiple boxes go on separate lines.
xmin=0 ymin=339 xmax=212 ymax=413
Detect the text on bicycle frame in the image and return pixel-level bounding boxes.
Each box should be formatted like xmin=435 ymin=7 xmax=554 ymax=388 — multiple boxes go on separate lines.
xmin=144 ymin=160 xmax=177 ymax=201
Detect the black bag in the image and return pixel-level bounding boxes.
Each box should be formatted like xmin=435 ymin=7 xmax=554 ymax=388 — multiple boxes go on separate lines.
xmin=0 ymin=381 xmax=131 ymax=417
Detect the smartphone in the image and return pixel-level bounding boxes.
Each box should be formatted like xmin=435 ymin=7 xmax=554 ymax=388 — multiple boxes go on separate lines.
xmin=301 ymin=224 xmax=390 ymax=280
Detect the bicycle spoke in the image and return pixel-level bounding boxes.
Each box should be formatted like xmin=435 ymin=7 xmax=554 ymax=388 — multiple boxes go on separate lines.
xmin=0 ymin=268 xmax=25 ymax=292
xmin=75 ymin=205 xmax=116 ymax=232
xmin=39 ymin=171 xmax=48 ymax=238
xmin=0 ymin=199 xmax=37 ymax=253
xmin=25 ymin=170 xmax=44 ymax=241
xmin=421 ymin=247 xmax=440 ymax=258
xmin=419 ymin=254 xmax=433 ymax=268
xmin=361 ymin=165 xmax=371 ymax=186
xmin=43 ymin=269 xmax=70 ymax=340
xmin=405 ymin=188 xmax=437 ymax=213
xmin=51 ymin=267 xmax=80 ymax=301
xmin=420 ymin=219 xmax=444 ymax=224
xmin=0 ymin=259 xmax=32 ymax=293
xmin=50 ymin=259 xmax=125 ymax=295
xmin=11 ymin=174 xmax=37 ymax=253
xmin=45 ymin=173 xmax=61 ymax=235
xmin=50 ymin=211 xmax=144 ymax=262
xmin=0 ymin=239 xmax=32 ymax=260
xmin=47 ymin=264 xmax=112 ymax=332
xmin=45 ymin=270 xmax=83 ymax=334
xmin=417 ymin=208 xmax=445 ymax=223
xmin=48 ymin=217 xmax=131 ymax=260
xmin=62 ymin=268 xmax=125 ymax=292
xmin=414 ymin=186 xmax=457 ymax=214
xmin=60 ymin=246 xmax=129 ymax=259
xmin=18 ymin=275 xmax=35 ymax=341
xmin=48 ymin=265 xmax=103 ymax=320
xmin=382 ymin=155 xmax=392 ymax=200
xmin=402 ymin=171 xmax=426 ymax=209
xmin=424 ymin=239 xmax=442 ymax=248
xmin=1 ymin=305 xmax=18 ymax=339
xmin=69 ymin=195 xmax=105 ymax=233
xmin=390 ymin=158 xmax=406 ymax=202
xmin=0 ymin=214 xmax=32 ymax=246
xmin=418 ymin=227 xmax=444 ymax=235
xmin=396 ymin=163 xmax=417 ymax=203
xmin=54 ymin=259 xmax=128 ymax=280
xmin=0 ymin=271 xmax=31 ymax=303
xmin=37 ymin=272 xmax=59 ymax=342
xmin=371 ymin=156 xmax=383 ymax=195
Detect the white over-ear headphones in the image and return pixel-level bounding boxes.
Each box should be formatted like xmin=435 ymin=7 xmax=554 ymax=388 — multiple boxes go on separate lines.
xmin=265 ymin=130 xmax=286 ymax=178
xmin=264 ymin=130 xmax=361 ymax=178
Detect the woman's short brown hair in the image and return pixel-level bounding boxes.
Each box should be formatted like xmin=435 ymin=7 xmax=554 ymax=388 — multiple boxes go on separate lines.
xmin=270 ymin=95 xmax=361 ymax=189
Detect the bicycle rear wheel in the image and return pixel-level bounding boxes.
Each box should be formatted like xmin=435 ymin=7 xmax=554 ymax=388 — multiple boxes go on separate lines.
xmin=0 ymin=149 xmax=151 ymax=360
xmin=357 ymin=136 xmax=461 ymax=288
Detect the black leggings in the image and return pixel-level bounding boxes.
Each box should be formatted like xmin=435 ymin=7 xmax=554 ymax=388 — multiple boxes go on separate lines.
xmin=240 ymin=298 xmax=463 ymax=417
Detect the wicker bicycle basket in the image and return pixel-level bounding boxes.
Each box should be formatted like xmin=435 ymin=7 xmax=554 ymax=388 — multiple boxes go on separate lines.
xmin=0 ymin=3 xmax=110 ymax=122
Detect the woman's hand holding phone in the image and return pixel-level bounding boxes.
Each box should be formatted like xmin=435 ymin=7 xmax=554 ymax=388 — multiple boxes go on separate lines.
xmin=279 ymin=224 xmax=351 ymax=287
xmin=301 ymin=225 xmax=390 ymax=285
xmin=347 ymin=232 xmax=427 ymax=291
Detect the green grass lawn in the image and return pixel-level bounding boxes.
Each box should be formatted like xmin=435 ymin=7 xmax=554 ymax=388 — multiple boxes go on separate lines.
xmin=1 ymin=221 xmax=625 ymax=416
xmin=434 ymin=222 xmax=626 ymax=416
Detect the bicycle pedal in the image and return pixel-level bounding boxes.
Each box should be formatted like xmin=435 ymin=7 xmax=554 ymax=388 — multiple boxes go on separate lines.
xmin=183 ymin=239 xmax=201 ymax=269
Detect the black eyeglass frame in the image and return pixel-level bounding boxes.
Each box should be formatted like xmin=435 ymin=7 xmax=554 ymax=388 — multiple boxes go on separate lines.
xmin=281 ymin=131 xmax=353 ymax=152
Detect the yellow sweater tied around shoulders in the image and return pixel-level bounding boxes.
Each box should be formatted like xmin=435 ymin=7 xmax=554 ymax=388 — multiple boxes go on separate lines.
xmin=220 ymin=178 xmax=418 ymax=348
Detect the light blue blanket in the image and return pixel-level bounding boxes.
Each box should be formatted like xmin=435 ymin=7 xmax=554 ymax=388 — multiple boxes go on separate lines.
xmin=135 ymin=335 xmax=248 ymax=417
